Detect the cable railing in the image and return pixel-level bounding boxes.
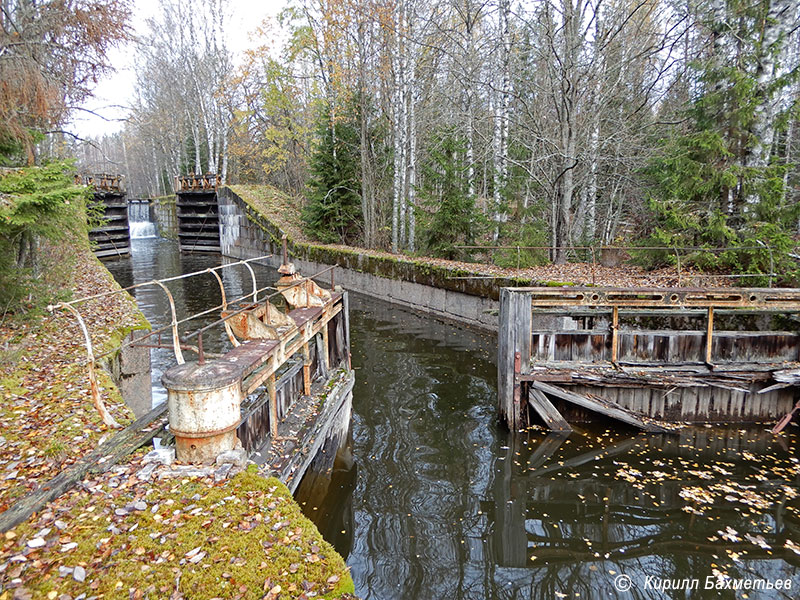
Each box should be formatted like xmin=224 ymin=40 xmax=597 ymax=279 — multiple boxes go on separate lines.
xmin=452 ymin=244 xmax=782 ymax=287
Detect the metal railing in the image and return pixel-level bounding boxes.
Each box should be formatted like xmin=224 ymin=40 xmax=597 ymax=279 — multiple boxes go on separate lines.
xmin=46 ymin=254 xmax=338 ymax=428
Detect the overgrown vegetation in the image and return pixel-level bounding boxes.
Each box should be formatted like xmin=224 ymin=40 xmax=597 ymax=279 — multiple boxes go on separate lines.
xmin=420 ymin=133 xmax=480 ymax=259
xmin=634 ymin=2 xmax=800 ymax=287
xmin=2 ymin=467 xmax=355 ymax=599
xmin=0 ymin=161 xmax=97 ymax=318
xmin=304 ymin=102 xmax=363 ymax=245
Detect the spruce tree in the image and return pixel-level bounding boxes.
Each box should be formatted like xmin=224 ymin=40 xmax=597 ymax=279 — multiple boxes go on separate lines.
xmin=640 ymin=1 xmax=799 ymax=284
xmin=421 ymin=132 xmax=478 ymax=259
xmin=303 ymin=102 xmax=363 ymax=245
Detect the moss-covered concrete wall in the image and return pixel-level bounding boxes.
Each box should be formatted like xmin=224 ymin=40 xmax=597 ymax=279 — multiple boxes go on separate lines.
xmin=219 ymin=186 xmax=539 ymax=331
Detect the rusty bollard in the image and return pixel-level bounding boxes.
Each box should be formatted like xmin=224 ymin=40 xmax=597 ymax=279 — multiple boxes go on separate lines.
xmin=161 ymin=361 xmax=243 ymax=464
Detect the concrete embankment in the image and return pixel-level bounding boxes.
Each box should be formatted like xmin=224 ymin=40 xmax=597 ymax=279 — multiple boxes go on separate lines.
xmin=216 ymin=186 xmax=534 ymax=332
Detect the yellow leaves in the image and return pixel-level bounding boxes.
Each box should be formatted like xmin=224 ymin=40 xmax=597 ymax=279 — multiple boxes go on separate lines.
xmin=785 ymin=540 xmax=800 ymax=556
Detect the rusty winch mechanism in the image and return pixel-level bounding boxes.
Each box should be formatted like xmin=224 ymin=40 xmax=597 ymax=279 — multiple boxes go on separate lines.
xmin=222 ymin=245 xmax=332 ymax=342
xmin=163 ymin=244 xmax=337 ymax=464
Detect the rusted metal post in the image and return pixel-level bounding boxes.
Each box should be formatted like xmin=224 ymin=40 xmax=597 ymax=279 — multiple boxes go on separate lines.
xmin=590 ymin=246 xmax=597 ymax=285
xmin=302 ymin=342 xmax=311 ymax=395
xmin=282 ymin=234 xmax=288 ymax=266
xmin=268 ymin=373 xmax=278 ymax=438
xmin=207 ymin=268 xmax=239 ymax=347
xmin=52 ymin=303 xmax=122 ymax=429
xmin=242 ymin=262 xmax=258 ymax=303
xmin=611 ymin=305 xmax=620 ymax=364
xmin=153 ymin=281 xmax=185 ymax=365
xmin=706 ymin=306 xmax=715 ymax=365
xmin=197 ymin=333 xmax=205 ymax=365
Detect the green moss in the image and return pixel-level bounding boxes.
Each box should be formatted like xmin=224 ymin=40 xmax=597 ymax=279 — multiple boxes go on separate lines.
xmin=9 ymin=470 xmax=354 ymax=599
xmin=226 ymin=184 xmax=530 ymax=301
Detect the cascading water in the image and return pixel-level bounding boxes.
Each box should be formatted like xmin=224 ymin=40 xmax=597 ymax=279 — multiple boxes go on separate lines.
xmin=128 ymin=200 xmax=156 ymax=238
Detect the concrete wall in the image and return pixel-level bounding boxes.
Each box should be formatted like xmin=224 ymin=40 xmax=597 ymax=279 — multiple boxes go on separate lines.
xmin=217 ymin=187 xmax=502 ymax=331
xmin=151 ymin=196 xmax=178 ymax=240
xmin=102 ymin=329 xmax=152 ymax=418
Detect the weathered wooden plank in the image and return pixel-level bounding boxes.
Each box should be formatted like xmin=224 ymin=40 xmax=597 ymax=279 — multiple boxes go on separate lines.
xmin=498 ymin=289 xmax=532 ymax=430
xmin=530 ymin=381 xmax=670 ymax=433
xmin=0 ymin=403 xmax=168 ymax=533
xmin=498 ymin=288 xmax=514 ymax=427
xmin=528 ymin=388 xmax=572 ymax=432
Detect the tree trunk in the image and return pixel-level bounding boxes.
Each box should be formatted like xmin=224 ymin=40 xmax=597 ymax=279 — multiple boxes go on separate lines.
xmin=407 ymin=45 xmax=417 ymax=253
xmin=742 ymin=0 xmax=794 ymax=196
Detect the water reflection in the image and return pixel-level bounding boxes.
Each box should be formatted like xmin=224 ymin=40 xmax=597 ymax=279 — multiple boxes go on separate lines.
xmin=298 ymin=294 xmax=800 ymax=600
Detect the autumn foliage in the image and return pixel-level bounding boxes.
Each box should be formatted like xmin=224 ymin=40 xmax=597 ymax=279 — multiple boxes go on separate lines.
xmin=0 ymin=0 xmax=130 ymax=163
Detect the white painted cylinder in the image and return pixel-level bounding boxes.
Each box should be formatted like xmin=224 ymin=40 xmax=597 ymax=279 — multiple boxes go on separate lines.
xmin=162 ymin=361 xmax=243 ymax=464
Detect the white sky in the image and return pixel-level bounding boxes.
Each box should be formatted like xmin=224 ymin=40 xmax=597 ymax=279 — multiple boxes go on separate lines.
xmin=71 ymin=0 xmax=286 ymax=139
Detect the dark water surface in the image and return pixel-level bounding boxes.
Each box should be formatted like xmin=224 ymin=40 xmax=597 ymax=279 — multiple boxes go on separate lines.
xmin=107 ymin=236 xmax=800 ymax=600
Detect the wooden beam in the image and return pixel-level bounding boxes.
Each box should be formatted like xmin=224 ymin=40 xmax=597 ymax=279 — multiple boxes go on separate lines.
xmin=528 ymin=388 xmax=572 ymax=432
xmin=302 ymin=342 xmax=311 ymax=395
xmin=321 ymin=321 xmax=330 ymax=371
xmin=530 ymin=381 xmax=670 ymax=433
xmin=498 ymin=289 xmax=532 ymax=430
xmin=501 ymin=286 xmax=800 ymax=311
xmin=705 ymin=306 xmax=714 ymax=365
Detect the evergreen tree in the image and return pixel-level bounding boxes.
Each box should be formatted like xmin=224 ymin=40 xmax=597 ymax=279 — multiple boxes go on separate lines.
xmin=640 ymin=0 xmax=800 ymax=284
xmin=421 ymin=132 xmax=478 ymax=259
xmin=303 ymin=102 xmax=363 ymax=244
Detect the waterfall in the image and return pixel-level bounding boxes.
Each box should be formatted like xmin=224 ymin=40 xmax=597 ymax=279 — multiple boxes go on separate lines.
xmin=128 ymin=200 xmax=156 ymax=239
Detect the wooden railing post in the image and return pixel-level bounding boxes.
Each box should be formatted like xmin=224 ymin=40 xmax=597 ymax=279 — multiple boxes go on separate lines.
xmin=302 ymin=342 xmax=311 ymax=395
xmin=611 ymin=305 xmax=619 ymax=365
xmin=498 ymin=289 xmax=532 ymax=431
xmin=321 ymin=325 xmax=330 ymax=372
xmin=705 ymin=306 xmax=715 ymax=366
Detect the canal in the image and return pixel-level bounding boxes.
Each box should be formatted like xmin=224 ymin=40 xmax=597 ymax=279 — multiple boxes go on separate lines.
xmin=106 ymin=235 xmax=800 ymax=600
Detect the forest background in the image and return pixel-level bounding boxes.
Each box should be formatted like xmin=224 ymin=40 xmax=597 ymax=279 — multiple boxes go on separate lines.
xmin=4 ymin=0 xmax=800 ymax=288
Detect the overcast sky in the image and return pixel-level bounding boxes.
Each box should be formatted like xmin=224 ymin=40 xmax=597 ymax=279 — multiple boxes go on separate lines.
xmin=71 ymin=0 xmax=284 ymax=139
